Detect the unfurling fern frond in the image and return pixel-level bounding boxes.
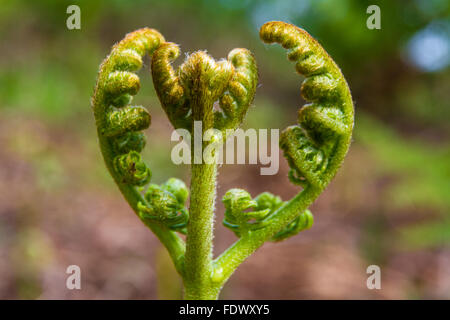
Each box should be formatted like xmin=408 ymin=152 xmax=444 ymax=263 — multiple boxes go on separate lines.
xmin=222 ymin=189 xmax=313 ymax=241
xmin=138 ymin=178 xmax=189 ymax=233
xmin=92 ymin=29 xmax=188 ymax=278
xmin=92 ymin=22 xmax=354 ymax=300
xmin=92 ymin=28 xmax=164 ymax=189
xmin=260 ymin=21 xmax=354 ymax=190
xmin=221 ymin=22 xmax=353 ymax=244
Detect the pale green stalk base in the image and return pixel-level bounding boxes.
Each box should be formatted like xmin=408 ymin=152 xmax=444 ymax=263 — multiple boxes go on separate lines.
xmin=184 ymin=163 xmax=218 ymax=299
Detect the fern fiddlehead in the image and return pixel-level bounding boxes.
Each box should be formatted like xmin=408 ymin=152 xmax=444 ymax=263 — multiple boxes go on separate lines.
xmin=260 ymin=21 xmax=354 ymax=190
xmin=138 ymin=178 xmax=189 ymax=233
xmin=222 ymin=189 xmax=313 ymax=241
xmin=92 ymin=28 xmax=187 ymax=275
xmin=91 ymin=22 xmax=353 ymax=300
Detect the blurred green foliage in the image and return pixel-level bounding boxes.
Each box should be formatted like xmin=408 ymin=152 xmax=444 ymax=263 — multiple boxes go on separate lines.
xmin=356 ymin=114 xmax=450 ymax=249
xmin=357 ymin=115 xmax=449 ymax=212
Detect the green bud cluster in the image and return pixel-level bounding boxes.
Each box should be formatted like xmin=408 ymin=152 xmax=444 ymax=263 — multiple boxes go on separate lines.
xmin=151 ymin=43 xmax=258 ymax=136
xmin=138 ymin=178 xmax=189 ymax=233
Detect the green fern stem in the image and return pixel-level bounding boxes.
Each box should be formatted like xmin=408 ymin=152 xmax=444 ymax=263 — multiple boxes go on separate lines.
xmin=184 ymin=163 xmax=218 ymax=299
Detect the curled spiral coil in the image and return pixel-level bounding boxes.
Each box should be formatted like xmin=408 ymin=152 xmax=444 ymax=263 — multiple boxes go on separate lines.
xmin=151 ymin=43 xmax=258 ymax=136
xmin=260 ymin=21 xmax=354 ymax=190
xmin=222 ymin=189 xmax=271 ymax=237
xmin=92 ymin=28 xmax=164 ymax=186
xmin=138 ymin=178 xmax=189 ymax=233
xmin=113 ymin=131 xmax=147 ymax=154
xmin=222 ymin=189 xmax=313 ymax=240
xmin=114 ymin=151 xmax=152 ymax=186
xmin=221 ymin=22 xmax=352 ymax=242
xmin=92 ymin=28 xmax=190 ymax=233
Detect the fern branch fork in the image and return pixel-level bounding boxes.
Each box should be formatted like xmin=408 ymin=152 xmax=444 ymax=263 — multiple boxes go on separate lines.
xmin=91 ymin=21 xmax=354 ymax=300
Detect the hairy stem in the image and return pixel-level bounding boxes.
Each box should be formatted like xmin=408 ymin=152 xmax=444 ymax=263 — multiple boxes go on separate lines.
xmin=184 ymin=162 xmax=218 ymax=299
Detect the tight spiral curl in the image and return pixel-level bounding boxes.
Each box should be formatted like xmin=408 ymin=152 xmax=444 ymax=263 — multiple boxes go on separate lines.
xmin=260 ymin=21 xmax=354 ymax=190
xmin=222 ymin=189 xmax=270 ymax=237
xmin=114 ymin=151 xmax=152 ymax=186
xmin=222 ymin=189 xmax=313 ymax=241
xmin=138 ymin=178 xmax=189 ymax=233
xmin=92 ymin=28 xmax=163 ymax=182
